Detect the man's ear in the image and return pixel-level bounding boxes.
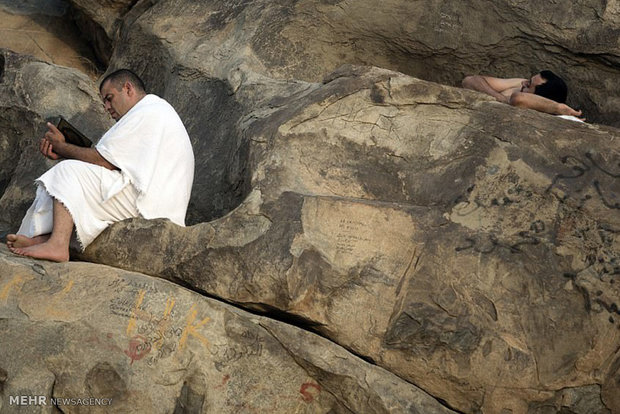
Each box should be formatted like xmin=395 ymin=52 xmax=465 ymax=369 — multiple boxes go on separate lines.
xmin=124 ymin=81 xmax=134 ymax=96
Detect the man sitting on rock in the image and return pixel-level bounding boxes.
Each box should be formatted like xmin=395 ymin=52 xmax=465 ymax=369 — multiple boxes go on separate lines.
xmin=462 ymin=70 xmax=583 ymax=119
xmin=6 ymin=69 xmax=195 ymax=262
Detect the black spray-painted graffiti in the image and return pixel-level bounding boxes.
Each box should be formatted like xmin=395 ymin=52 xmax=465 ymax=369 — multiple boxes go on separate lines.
xmin=546 ymin=152 xmax=619 ymax=209
xmin=456 ymin=220 xmax=545 ymax=255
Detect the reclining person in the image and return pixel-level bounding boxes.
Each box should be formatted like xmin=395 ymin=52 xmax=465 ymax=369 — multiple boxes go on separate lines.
xmin=6 ymin=69 xmax=195 ymax=262
xmin=462 ymin=70 xmax=583 ymax=118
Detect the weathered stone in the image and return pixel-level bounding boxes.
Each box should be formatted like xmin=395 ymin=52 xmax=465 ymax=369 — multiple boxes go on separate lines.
xmin=0 ymin=1 xmax=100 ymax=76
xmin=0 ymin=246 xmax=457 ymax=414
xmin=59 ymin=0 xmax=620 ymax=222
xmin=67 ymin=0 xmax=135 ymax=65
xmin=69 ymin=0 xmax=620 ymax=126
xmin=80 ymin=67 xmax=620 ymax=413
xmin=0 ymin=49 xmax=111 ymax=239
xmin=1 ymin=0 xmax=619 ymax=412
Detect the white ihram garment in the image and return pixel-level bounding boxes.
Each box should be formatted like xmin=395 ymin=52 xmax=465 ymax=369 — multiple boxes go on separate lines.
xmin=17 ymin=94 xmax=195 ymax=250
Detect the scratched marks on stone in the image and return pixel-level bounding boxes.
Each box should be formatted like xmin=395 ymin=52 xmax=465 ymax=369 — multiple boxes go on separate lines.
xmin=559 ymin=219 xmax=619 ymax=282
xmin=211 ymin=329 xmax=264 ymax=371
xmin=455 ymin=228 xmax=541 ymax=255
xmin=336 ymin=218 xmax=371 ymax=255
xmin=547 ymin=152 xmax=619 ymax=210
xmin=454 ymin=207 xmax=546 ymax=255
xmin=108 ymin=277 xmax=162 ymax=319
xmin=449 ymin=168 xmax=554 ymax=257
xmin=105 ymin=278 xmax=212 ymax=366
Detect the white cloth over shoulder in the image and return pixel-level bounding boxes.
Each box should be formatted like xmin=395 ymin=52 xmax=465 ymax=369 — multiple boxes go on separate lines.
xmin=17 ymin=93 xmax=194 ymax=251
xmin=96 ymin=94 xmax=195 ymax=226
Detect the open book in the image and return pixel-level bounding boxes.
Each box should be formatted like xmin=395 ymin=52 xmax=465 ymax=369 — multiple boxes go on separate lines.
xmin=56 ymin=116 xmax=93 ymax=147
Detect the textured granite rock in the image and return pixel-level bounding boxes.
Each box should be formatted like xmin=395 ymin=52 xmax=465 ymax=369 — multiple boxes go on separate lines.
xmin=60 ymin=0 xmax=620 ymax=225
xmin=1 ymin=0 xmax=619 ymax=412
xmin=0 ymin=49 xmax=111 ymax=239
xmin=69 ymin=0 xmax=620 ymax=126
xmin=0 ymin=2 xmax=99 ymax=76
xmin=0 ymin=246 xmax=457 ymax=414
xmin=79 ymin=66 xmax=620 ymax=413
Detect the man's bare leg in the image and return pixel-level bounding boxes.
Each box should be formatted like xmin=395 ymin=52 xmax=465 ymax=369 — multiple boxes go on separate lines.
xmin=6 ymin=234 xmax=51 ymax=249
xmin=10 ymin=199 xmax=72 ymax=262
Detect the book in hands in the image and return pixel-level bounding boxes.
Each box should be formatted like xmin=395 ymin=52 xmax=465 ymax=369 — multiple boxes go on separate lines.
xmin=56 ymin=116 xmax=93 ymax=148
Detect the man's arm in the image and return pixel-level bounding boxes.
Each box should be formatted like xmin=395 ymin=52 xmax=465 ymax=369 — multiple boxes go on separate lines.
xmin=509 ymin=92 xmax=583 ymax=118
xmin=41 ymin=122 xmax=118 ymax=170
xmin=462 ymin=75 xmax=525 ymax=103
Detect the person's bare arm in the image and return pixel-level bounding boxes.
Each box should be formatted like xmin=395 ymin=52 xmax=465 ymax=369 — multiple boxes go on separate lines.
xmin=40 ymin=122 xmax=118 ymax=170
xmin=462 ymin=75 xmax=525 ymax=103
xmin=509 ymin=92 xmax=584 ymax=118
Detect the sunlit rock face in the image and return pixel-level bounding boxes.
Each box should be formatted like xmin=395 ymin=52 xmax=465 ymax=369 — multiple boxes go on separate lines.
xmin=1 ymin=1 xmax=619 ymax=413
xmin=71 ymin=0 xmax=619 ymax=126
xmin=0 ymin=248 xmax=457 ymax=414
xmin=80 ymin=65 xmax=620 ymax=413
xmin=0 ymin=0 xmax=100 ymax=76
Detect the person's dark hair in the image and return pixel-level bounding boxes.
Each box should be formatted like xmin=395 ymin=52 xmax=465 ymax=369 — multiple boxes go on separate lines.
xmin=99 ymin=69 xmax=146 ymax=94
xmin=534 ymin=70 xmax=567 ymax=103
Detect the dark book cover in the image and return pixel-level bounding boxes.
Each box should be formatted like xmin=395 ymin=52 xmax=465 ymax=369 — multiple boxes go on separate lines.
xmin=56 ymin=116 xmax=93 ymax=148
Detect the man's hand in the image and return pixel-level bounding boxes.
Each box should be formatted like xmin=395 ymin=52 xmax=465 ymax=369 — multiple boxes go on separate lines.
xmin=44 ymin=122 xmax=66 ymax=146
xmin=37 ymin=121 xmax=119 ymax=170
xmin=39 ymin=122 xmax=65 ymax=160
xmin=39 ymin=138 xmax=61 ymax=160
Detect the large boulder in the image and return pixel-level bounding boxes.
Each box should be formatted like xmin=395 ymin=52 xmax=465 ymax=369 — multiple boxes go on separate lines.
xmin=0 ymin=246 xmax=455 ymax=414
xmin=80 ymin=66 xmax=620 ymax=413
xmin=1 ymin=0 xmax=619 ymax=412
xmin=69 ymin=0 xmax=620 ymax=126
xmin=0 ymin=1 xmax=100 ymax=76
xmin=61 ymin=0 xmax=620 ymax=224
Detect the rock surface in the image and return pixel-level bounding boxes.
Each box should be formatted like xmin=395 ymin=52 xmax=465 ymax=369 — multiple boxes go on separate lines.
xmin=70 ymin=0 xmax=620 ymax=126
xmin=0 ymin=246 xmax=456 ymax=414
xmin=1 ymin=0 xmax=619 ymax=413
xmin=62 ymin=0 xmax=620 ymax=224
xmin=79 ymin=66 xmax=620 ymax=413
xmin=0 ymin=49 xmax=112 ymax=240
xmin=0 ymin=1 xmax=100 ymax=76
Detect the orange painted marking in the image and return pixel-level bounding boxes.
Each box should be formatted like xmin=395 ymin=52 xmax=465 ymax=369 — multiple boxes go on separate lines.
xmin=126 ymin=289 xmax=146 ymax=336
xmin=163 ymin=297 xmax=175 ymax=318
xmin=44 ymin=279 xmax=76 ymax=318
xmin=60 ymin=279 xmax=74 ymax=294
xmin=153 ymin=296 xmax=176 ymax=351
xmin=178 ymin=304 xmax=210 ymax=350
xmin=0 ymin=275 xmax=24 ymax=300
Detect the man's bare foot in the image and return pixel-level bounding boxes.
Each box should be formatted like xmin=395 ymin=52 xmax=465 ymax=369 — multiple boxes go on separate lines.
xmin=6 ymin=234 xmax=51 ymax=249
xmin=9 ymin=240 xmax=69 ymax=262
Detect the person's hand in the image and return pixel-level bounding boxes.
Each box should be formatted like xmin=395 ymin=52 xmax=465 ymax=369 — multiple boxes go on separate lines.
xmin=39 ymin=122 xmax=65 ymax=160
xmin=44 ymin=122 xmax=66 ymax=146
xmin=39 ymin=138 xmax=61 ymax=160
